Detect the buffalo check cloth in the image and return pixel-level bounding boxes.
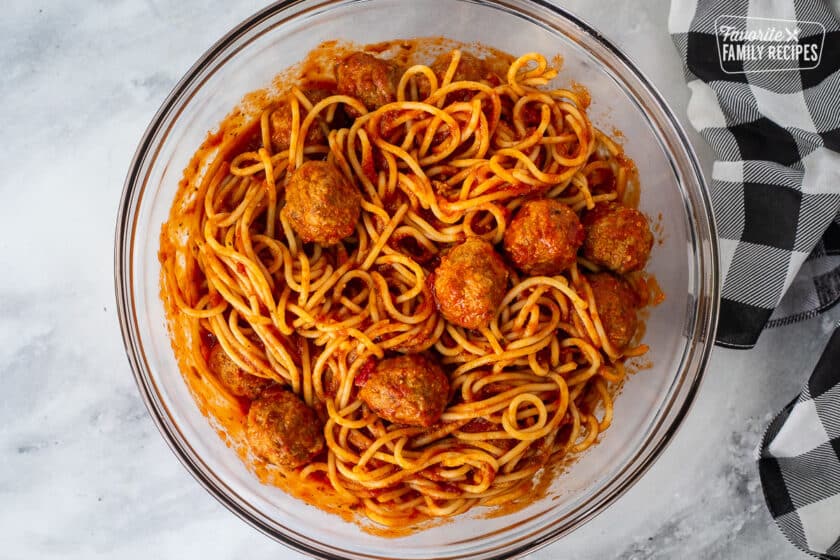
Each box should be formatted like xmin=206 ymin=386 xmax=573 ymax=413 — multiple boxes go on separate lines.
xmin=669 ymin=0 xmax=840 ymax=557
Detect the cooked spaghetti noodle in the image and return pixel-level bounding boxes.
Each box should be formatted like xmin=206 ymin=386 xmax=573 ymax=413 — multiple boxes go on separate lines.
xmin=159 ymin=40 xmax=654 ymax=530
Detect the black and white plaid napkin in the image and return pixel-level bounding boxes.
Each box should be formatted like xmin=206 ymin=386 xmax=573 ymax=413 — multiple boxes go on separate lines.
xmin=669 ymin=0 xmax=840 ymax=557
xmin=759 ymin=327 xmax=840 ymax=560
xmin=670 ymin=0 xmax=840 ymax=349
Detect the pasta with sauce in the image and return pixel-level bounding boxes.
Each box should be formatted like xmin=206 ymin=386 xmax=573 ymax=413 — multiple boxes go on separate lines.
xmin=159 ymin=39 xmax=655 ymax=529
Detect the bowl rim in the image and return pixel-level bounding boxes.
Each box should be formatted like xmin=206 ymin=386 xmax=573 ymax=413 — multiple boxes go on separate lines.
xmin=114 ymin=0 xmax=720 ymax=558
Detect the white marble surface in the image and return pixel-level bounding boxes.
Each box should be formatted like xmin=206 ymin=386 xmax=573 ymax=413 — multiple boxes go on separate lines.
xmin=0 ymin=0 xmax=831 ymax=558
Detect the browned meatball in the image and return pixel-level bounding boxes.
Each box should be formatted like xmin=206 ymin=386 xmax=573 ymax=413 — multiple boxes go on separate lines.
xmin=504 ymin=199 xmax=585 ymax=275
xmin=358 ymin=354 xmax=450 ymax=427
xmin=282 ymin=160 xmax=361 ymax=245
xmin=335 ymin=52 xmax=399 ymax=113
xmin=587 ymin=272 xmax=638 ymax=351
xmin=582 ymin=202 xmax=653 ymax=274
xmin=269 ymin=89 xmax=331 ymax=152
xmin=246 ymin=386 xmax=325 ymax=469
xmin=431 ymin=51 xmax=487 ymax=83
xmin=419 ymin=51 xmax=488 ymax=99
xmin=432 ymin=237 xmax=508 ymax=330
xmin=208 ymin=344 xmax=272 ymax=399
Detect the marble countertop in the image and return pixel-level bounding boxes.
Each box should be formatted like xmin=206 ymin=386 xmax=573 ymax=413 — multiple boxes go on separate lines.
xmin=1 ymin=0 xmax=832 ymax=558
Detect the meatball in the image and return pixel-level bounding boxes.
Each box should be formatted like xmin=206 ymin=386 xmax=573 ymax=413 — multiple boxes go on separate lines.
xmin=208 ymin=344 xmax=272 ymax=399
xmin=587 ymin=272 xmax=638 ymax=351
xmin=581 ymin=202 xmax=653 ymax=274
xmin=335 ymin=52 xmax=399 ymax=113
xmin=503 ymin=198 xmax=584 ymax=275
xmin=358 ymin=354 xmax=450 ymax=427
xmin=282 ymin=160 xmax=361 ymax=245
xmin=246 ymin=385 xmax=325 ymax=469
xmin=432 ymin=237 xmax=508 ymax=330
xmin=269 ymin=89 xmax=331 ymax=152
xmin=431 ymin=51 xmax=487 ymax=84
xmin=419 ymin=51 xmax=488 ymax=99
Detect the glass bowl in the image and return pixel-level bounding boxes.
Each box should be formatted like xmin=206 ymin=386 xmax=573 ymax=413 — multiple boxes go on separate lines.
xmin=114 ymin=0 xmax=718 ymax=558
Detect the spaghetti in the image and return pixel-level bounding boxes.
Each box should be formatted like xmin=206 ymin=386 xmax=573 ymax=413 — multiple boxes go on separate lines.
xmin=160 ymin=40 xmax=654 ymax=530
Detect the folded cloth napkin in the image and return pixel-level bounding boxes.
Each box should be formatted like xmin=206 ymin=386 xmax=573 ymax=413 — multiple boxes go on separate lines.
xmin=669 ymin=0 xmax=840 ymax=349
xmin=759 ymin=326 xmax=840 ymax=559
xmin=669 ymin=0 xmax=840 ymax=556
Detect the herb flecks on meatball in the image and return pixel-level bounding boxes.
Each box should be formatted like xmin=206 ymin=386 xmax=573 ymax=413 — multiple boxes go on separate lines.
xmin=282 ymin=160 xmax=361 ymax=246
xmin=208 ymin=344 xmax=273 ymax=399
xmin=246 ymin=386 xmax=324 ymax=469
xmin=269 ymin=88 xmax=332 ymax=152
xmin=588 ymin=272 xmax=639 ymax=351
xmin=336 ymin=52 xmax=400 ymax=114
xmin=582 ymin=202 xmax=653 ymax=274
xmin=359 ymin=354 xmax=450 ymax=427
xmin=432 ymin=237 xmax=508 ymax=330
xmin=504 ymin=198 xmax=584 ymax=276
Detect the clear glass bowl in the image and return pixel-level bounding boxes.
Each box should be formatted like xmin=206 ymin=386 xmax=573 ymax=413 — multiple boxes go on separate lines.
xmin=114 ymin=1 xmax=718 ymax=558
